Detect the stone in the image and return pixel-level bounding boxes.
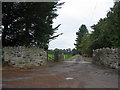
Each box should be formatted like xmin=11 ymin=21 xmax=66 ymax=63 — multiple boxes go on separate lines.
xmin=2 ymin=47 xmax=47 ymax=67
xmin=93 ymin=48 xmax=119 ymax=69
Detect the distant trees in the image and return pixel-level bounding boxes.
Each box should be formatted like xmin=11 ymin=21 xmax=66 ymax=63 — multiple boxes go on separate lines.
xmin=61 ymin=48 xmax=77 ymax=55
xmin=48 ymin=48 xmax=78 ymax=56
xmin=74 ymin=24 xmax=89 ymax=54
xmin=75 ymin=1 xmax=120 ymax=56
xmin=71 ymin=48 xmax=78 ymax=55
xmin=2 ymin=2 xmax=64 ymax=50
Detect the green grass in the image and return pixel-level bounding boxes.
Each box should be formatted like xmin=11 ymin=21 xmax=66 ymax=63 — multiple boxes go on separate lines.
xmin=48 ymin=54 xmax=80 ymax=61
xmin=48 ymin=54 xmax=54 ymax=60
xmin=64 ymin=55 xmax=73 ymax=59
xmin=64 ymin=54 xmax=80 ymax=60
xmin=70 ymin=54 xmax=80 ymax=59
xmin=48 ymin=54 xmax=72 ymax=60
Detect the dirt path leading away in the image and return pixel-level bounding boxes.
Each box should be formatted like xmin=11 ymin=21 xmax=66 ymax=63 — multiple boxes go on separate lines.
xmin=2 ymin=56 xmax=118 ymax=88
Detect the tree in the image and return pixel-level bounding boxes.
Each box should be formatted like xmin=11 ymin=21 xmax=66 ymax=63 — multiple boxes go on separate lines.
xmin=107 ymin=1 xmax=120 ymax=48
xmin=91 ymin=1 xmax=120 ymax=49
xmin=78 ymin=34 xmax=93 ymax=56
xmin=2 ymin=2 xmax=64 ymax=49
xmin=74 ymin=24 xmax=88 ymax=54
xmin=74 ymin=2 xmax=120 ymax=57
xmin=71 ymin=48 xmax=78 ymax=55
xmin=90 ymin=18 xmax=112 ymax=50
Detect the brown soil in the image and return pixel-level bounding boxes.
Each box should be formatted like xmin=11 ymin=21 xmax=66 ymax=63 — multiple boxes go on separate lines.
xmin=2 ymin=56 xmax=118 ymax=88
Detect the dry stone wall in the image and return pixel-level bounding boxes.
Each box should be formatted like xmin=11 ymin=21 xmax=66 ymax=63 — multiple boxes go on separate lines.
xmin=93 ymin=48 xmax=120 ymax=69
xmin=3 ymin=47 xmax=47 ymax=67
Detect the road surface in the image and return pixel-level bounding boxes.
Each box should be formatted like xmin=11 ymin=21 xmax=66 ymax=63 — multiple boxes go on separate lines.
xmin=2 ymin=56 xmax=118 ymax=88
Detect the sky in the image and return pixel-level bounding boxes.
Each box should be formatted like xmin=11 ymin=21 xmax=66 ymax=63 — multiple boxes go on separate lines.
xmin=49 ymin=0 xmax=114 ymax=49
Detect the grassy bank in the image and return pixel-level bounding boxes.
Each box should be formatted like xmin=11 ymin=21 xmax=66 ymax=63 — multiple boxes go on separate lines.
xmin=48 ymin=54 xmax=80 ymax=60
xmin=64 ymin=55 xmax=73 ymax=59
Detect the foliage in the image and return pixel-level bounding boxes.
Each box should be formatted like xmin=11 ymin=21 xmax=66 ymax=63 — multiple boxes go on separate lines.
xmin=78 ymin=34 xmax=93 ymax=56
xmin=75 ymin=2 xmax=120 ymax=56
xmin=107 ymin=2 xmax=120 ymax=48
xmin=90 ymin=18 xmax=112 ymax=50
xmin=2 ymin=2 xmax=64 ymax=50
xmin=48 ymin=48 xmax=78 ymax=55
xmin=74 ymin=24 xmax=89 ymax=54
xmin=91 ymin=2 xmax=120 ymax=49
xmin=71 ymin=48 xmax=78 ymax=55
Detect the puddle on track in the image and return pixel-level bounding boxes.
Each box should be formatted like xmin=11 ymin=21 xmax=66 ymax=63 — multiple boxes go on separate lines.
xmin=65 ymin=77 xmax=74 ymax=80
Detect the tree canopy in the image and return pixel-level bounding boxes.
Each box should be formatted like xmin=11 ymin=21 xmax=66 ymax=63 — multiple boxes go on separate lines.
xmin=74 ymin=2 xmax=120 ymax=56
xmin=91 ymin=1 xmax=120 ymax=49
xmin=2 ymin=2 xmax=64 ymax=50
xmin=74 ymin=24 xmax=88 ymax=54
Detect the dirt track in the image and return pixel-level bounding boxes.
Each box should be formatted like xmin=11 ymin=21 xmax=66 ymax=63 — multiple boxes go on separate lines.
xmin=2 ymin=56 xmax=118 ymax=88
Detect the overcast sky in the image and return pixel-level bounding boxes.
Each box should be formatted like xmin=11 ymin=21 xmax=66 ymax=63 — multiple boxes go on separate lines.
xmin=49 ymin=0 xmax=114 ymax=49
